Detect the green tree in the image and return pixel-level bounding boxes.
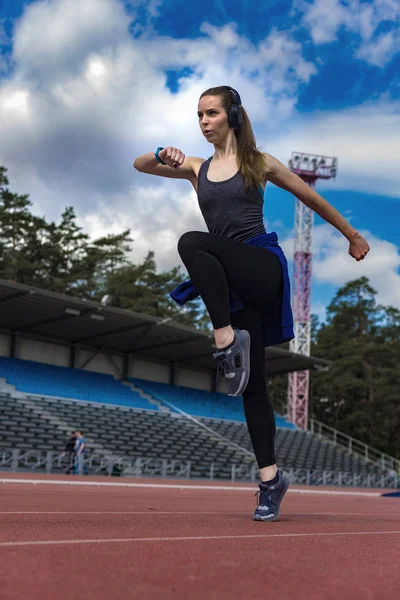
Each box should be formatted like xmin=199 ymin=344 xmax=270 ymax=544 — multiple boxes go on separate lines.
xmin=103 ymin=250 xmax=208 ymax=328
xmin=0 ymin=167 xmax=205 ymax=326
xmin=310 ymin=278 xmax=400 ymax=457
xmin=37 ymin=207 xmax=91 ymax=294
xmin=0 ymin=166 xmax=49 ymax=284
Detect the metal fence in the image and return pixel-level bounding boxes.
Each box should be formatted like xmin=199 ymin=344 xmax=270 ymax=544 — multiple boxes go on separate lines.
xmin=229 ymin=463 xmax=398 ymax=489
xmin=308 ymin=418 xmax=400 ymax=472
xmin=0 ymin=449 xmax=191 ymax=478
xmin=1 ymin=448 xmax=398 ymax=489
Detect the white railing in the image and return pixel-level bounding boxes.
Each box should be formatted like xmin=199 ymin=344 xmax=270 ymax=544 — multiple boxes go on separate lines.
xmin=229 ymin=463 xmax=397 ymax=489
xmin=0 ymin=448 xmax=191 ymax=479
xmin=1 ymin=448 xmax=398 ymax=489
xmin=308 ymin=418 xmax=400 ymax=472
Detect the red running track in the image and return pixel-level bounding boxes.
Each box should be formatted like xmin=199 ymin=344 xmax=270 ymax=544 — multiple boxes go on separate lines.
xmin=0 ymin=472 xmax=399 ymax=600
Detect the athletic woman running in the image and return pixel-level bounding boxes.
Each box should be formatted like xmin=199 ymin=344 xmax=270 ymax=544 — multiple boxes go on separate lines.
xmin=134 ymin=86 xmax=370 ymax=521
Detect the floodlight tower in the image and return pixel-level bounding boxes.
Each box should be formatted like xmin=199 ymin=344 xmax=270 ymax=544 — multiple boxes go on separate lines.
xmin=288 ymin=152 xmax=338 ymax=429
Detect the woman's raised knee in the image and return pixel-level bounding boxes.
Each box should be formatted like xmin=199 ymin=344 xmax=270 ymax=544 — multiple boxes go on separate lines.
xmin=177 ymin=231 xmax=207 ymax=258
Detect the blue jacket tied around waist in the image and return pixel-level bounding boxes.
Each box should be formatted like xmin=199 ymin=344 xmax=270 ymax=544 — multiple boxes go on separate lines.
xmin=169 ymin=231 xmax=294 ymax=348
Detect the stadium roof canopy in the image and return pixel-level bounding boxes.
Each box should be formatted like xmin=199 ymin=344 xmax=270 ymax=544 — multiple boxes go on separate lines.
xmin=0 ymin=280 xmax=329 ymax=375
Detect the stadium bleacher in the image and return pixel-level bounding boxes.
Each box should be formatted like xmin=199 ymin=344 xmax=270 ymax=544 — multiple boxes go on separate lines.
xmin=131 ymin=377 xmax=295 ymax=428
xmin=0 ymin=356 xmax=379 ymax=477
xmin=0 ymin=356 xmax=294 ymax=425
xmin=0 ymin=357 xmax=157 ymax=411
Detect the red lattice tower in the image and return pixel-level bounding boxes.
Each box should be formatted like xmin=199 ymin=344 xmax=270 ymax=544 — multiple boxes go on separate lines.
xmin=287 ymin=152 xmax=338 ymax=429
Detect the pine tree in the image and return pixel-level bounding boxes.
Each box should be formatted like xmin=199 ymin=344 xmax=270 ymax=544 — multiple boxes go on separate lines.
xmin=310 ymin=278 xmax=400 ymax=457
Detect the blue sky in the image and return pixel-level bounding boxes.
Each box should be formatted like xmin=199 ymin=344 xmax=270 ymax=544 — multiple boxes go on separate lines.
xmin=0 ymin=0 xmax=399 ymax=319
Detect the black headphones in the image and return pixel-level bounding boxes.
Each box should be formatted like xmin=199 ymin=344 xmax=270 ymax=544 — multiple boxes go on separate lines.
xmin=225 ymin=87 xmax=243 ymax=130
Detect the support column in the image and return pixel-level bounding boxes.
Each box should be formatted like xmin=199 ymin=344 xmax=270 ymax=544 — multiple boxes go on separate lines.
xmin=10 ymin=332 xmax=21 ymax=358
xmin=211 ymin=370 xmax=217 ymax=393
xmin=122 ymin=353 xmax=131 ymax=381
xmin=169 ymin=361 xmax=177 ymax=386
xmin=69 ymin=344 xmax=80 ymax=369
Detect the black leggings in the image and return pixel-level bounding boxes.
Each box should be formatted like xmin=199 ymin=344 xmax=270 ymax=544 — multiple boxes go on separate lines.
xmin=177 ymin=231 xmax=283 ymax=468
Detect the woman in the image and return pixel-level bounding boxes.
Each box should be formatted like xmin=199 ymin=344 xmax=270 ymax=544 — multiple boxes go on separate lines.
xmin=134 ymin=86 xmax=370 ymax=521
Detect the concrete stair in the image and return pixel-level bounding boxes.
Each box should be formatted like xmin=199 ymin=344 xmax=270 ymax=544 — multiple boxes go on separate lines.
xmin=122 ymin=380 xmax=171 ymax=414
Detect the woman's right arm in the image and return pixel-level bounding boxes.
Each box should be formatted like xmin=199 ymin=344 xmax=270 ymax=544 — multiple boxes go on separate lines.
xmin=133 ymin=147 xmax=199 ymax=182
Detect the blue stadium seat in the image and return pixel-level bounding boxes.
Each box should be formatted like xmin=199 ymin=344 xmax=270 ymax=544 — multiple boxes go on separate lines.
xmin=0 ymin=357 xmax=158 ymax=411
xmin=131 ymin=378 xmax=296 ymax=428
xmin=0 ymin=357 xmax=296 ymax=427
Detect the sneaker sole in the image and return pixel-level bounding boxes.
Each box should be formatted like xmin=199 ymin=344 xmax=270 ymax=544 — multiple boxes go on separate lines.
xmin=253 ymin=477 xmax=290 ymax=522
xmin=227 ymin=329 xmax=251 ymax=397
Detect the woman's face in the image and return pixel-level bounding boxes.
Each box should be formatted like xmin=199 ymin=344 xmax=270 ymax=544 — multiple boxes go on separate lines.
xmin=197 ymin=95 xmax=230 ymax=143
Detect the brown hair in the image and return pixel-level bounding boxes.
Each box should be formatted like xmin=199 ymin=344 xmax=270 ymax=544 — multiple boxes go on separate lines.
xmin=200 ymin=86 xmax=266 ymax=190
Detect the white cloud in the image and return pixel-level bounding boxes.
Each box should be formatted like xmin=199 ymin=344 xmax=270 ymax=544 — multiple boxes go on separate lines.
xmin=281 ymin=222 xmax=400 ymax=318
xmin=12 ymin=0 xmax=131 ymax=80
xmin=292 ymin=0 xmax=354 ymax=45
xmin=0 ymin=0 xmax=317 ymax=267
xmin=262 ymin=99 xmax=400 ymax=198
xmin=0 ymin=0 xmax=399 ymax=285
xmin=0 ymin=19 xmax=11 ymax=72
xmin=79 ymin=179 xmax=207 ymax=271
xmin=294 ymin=0 xmax=400 ymax=67
xmin=355 ymin=29 xmax=400 ymax=68
xmin=312 ymin=224 xmax=400 ymax=309
xmin=126 ymin=0 xmax=163 ymax=34
xmin=0 ymin=20 xmax=10 ymax=46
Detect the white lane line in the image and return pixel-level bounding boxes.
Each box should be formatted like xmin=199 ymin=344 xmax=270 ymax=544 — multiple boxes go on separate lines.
xmin=0 ymin=479 xmax=383 ymax=497
xmin=0 ymin=511 xmax=400 ymax=516
xmin=1 ymin=530 xmax=400 ymax=548
xmin=0 ymin=511 xmax=248 ymax=515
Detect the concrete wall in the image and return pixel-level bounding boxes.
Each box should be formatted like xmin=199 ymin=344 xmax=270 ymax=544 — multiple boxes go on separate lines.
xmin=19 ymin=338 xmax=69 ymax=367
xmin=131 ymin=360 xmax=215 ymax=392
xmin=131 ymin=358 xmax=169 ymax=384
xmin=0 ymin=333 xmax=216 ymax=391
xmin=177 ymin=368 xmax=212 ymax=391
xmin=216 ymin=377 xmax=227 ymax=394
xmin=79 ymin=349 xmax=123 ymax=378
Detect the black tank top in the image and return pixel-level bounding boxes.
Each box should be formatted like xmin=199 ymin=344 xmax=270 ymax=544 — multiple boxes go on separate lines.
xmin=197 ymin=157 xmax=266 ymax=242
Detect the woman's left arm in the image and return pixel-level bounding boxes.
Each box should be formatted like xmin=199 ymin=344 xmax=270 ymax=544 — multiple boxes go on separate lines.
xmin=264 ymin=154 xmax=370 ymax=262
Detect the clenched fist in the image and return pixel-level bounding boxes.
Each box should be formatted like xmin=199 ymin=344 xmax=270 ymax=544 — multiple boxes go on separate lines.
xmin=159 ymin=147 xmax=186 ymax=169
xmin=348 ymin=232 xmax=370 ymax=261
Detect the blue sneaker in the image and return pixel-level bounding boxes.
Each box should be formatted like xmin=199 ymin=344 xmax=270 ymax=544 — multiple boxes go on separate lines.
xmin=253 ymin=469 xmax=289 ymax=522
xmin=213 ymin=328 xmax=251 ymax=397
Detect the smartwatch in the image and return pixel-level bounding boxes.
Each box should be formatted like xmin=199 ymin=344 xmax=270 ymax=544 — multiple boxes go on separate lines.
xmin=155 ymin=147 xmax=166 ymax=165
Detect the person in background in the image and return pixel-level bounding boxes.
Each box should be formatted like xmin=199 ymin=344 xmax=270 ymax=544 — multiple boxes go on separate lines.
xmin=74 ymin=431 xmax=88 ymax=475
xmin=62 ymin=431 xmax=76 ymax=475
